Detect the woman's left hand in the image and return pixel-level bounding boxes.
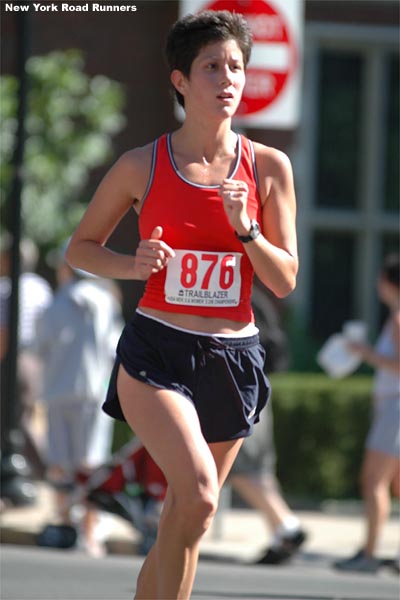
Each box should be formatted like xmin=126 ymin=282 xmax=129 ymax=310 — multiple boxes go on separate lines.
xmin=220 ymin=178 xmax=252 ymax=236
xmin=346 ymin=341 xmax=372 ymax=359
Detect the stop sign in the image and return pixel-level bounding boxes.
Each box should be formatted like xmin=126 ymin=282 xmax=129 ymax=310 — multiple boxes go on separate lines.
xmin=205 ymin=0 xmax=297 ymax=116
xmin=179 ymin=0 xmax=303 ymax=128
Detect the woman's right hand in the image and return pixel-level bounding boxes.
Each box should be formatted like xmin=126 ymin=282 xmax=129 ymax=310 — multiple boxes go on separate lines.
xmin=134 ymin=226 xmax=176 ymax=280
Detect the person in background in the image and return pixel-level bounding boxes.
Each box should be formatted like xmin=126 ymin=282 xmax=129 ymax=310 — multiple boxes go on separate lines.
xmin=0 ymin=233 xmax=53 ymax=479
xmin=35 ymin=250 xmax=123 ymax=556
xmin=230 ymin=402 xmax=307 ymax=565
xmin=334 ymin=254 xmax=400 ymax=573
xmin=229 ymin=288 xmax=307 ymax=565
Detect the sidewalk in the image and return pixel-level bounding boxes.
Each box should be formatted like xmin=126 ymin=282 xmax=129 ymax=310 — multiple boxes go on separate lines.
xmin=1 ymin=481 xmax=399 ymax=563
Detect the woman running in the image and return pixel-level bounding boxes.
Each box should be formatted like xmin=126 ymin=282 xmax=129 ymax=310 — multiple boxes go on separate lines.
xmin=66 ymin=10 xmax=298 ymax=599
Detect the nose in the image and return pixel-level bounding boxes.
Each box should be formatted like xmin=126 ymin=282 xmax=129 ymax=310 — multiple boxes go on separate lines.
xmin=220 ymin=64 xmax=234 ymax=86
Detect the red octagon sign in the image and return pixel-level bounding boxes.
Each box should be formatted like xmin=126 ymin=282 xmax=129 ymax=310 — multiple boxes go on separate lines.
xmin=203 ymin=0 xmax=298 ymax=116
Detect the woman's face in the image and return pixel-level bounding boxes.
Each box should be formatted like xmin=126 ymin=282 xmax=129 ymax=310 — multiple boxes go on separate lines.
xmin=173 ymin=38 xmax=246 ymax=120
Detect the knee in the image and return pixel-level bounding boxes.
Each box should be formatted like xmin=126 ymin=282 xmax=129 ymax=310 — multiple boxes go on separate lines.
xmin=176 ymin=483 xmax=219 ymax=540
xmin=361 ymin=472 xmax=388 ymax=502
xmin=361 ymin=470 xmax=376 ymax=498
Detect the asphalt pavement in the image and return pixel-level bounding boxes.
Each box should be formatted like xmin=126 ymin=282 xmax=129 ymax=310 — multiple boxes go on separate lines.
xmin=2 ymin=543 xmax=399 ymax=600
xmin=1 ymin=482 xmax=399 ymax=600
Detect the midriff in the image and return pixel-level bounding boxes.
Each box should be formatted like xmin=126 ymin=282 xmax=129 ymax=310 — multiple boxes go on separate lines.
xmin=138 ymin=306 xmax=254 ymax=336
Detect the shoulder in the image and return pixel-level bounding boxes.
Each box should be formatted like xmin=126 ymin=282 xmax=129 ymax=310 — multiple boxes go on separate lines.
xmin=113 ymin=140 xmax=157 ymax=178
xmin=249 ymin=141 xmax=295 ymax=207
xmin=100 ymin=139 xmax=159 ymax=204
xmin=251 ymin=141 xmax=293 ymax=180
xmin=21 ymin=273 xmax=52 ymax=295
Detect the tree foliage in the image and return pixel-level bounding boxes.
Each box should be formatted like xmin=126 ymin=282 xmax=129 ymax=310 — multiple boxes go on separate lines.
xmin=0 ymin=49 xmax=126 ymax=246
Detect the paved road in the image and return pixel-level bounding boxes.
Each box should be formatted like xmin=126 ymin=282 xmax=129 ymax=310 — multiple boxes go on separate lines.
xmin=1 ymin=544 xmax=399 ymax=600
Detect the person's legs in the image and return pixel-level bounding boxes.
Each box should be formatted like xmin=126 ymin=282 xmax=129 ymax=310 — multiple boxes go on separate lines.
xmin=79 ymin=501 xmax=105 ymax=557
xmin=230 ymin=472 xmax=306 ymax=565
xmin=230 ymin=473 xmax=295 ymax=532
xmin=137 ymin=436 xmax=244 ymax=599
xmin=361 ymin=448 xmax=399 ymax=557
xmin=334 ymin=448 xmax=399 ymax=573
xmin=228 ymin=400 xmax=306 ymax=565
xmin=117 ymin=366 xmax=241 ymax=600
xmin=334 ymin=395 xmax=400 ymax=574
xmin=71 ymin=404 xmax=113 ymax=556
xmin=46 ymin=464 xmax=74 ymax=523
xmin=46 ymin=404 xmax=75 ymax=523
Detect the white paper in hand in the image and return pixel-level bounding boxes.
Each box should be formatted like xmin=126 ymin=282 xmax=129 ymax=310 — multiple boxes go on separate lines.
xmin=317 ymin=333 xmax=362 ymax=379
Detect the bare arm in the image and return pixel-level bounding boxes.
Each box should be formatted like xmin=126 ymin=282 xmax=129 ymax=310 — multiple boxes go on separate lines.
xmin=66 ymin=146 xmax=175 ymax=280
xmin=220 ymin=144 xmax=298 ymax=298
xmin=348 ymin=313 xmax=400 ymax=374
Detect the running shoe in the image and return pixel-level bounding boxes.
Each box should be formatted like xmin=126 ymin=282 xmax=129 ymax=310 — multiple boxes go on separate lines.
xmin=333 ymin=550 xmax=380 ymax=573
xmin=255 ymin=529 xmax=308 ymax=565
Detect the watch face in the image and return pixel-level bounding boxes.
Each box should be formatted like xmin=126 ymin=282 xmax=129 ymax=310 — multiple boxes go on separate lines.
xmin=251 ymin=222 xmax=260 ymax=238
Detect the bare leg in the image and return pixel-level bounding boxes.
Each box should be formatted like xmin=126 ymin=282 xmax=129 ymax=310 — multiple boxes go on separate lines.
xmin=361 ymin=449 xmax=399 ymax=557
xmin=47 ymin=465 xmax=73 ymax=524
xmin=135 ymin=437 xmax=243 ymax=600
xmin=117 ymin=366 xmax=243 ymax=600
xmin=80 ymin=503 xmax=105 ymax=557
xmin=230 ymin=473 xmax=295 ymax=534
xmin=54 ymin=489 xmax=72 ymax=524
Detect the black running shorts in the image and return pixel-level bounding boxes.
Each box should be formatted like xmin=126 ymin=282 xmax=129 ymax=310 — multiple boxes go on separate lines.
xmin=103 ymin=311 xmax=271 ymax=443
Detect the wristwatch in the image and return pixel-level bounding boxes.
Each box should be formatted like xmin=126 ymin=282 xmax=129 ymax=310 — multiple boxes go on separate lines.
xmin=235 ymin=220 xmax=261 ymax=243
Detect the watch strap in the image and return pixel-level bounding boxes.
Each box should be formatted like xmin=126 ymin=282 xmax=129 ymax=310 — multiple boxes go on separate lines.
xmin=235 ymin=220 xmax=261 ymax=243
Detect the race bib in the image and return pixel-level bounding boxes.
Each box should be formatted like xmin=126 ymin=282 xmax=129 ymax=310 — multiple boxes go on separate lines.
xmin=165 ymin=249 xmax=242 ymax=307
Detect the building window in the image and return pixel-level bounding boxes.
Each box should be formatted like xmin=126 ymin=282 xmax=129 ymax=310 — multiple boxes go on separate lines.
xmin=311 ymin=232 xmax=355 ymax=336
xmin=381 ymin=234 xmax=399 ymax=262
xmin=300 ymin=26 xmax=399 ymax=344
xmin=316 ymin=51 xmax=363 ymax=209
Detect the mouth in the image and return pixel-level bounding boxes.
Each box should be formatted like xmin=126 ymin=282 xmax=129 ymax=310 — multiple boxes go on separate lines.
xmin=217 ymin=91 xmax=234 ymax=101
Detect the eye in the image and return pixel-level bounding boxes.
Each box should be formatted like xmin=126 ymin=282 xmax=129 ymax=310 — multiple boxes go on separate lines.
xmin=206 ymin=62 xmax=217 ymax=71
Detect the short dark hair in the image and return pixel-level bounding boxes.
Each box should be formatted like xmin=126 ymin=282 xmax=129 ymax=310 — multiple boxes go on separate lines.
xmin=165 ymin=10 xmax=252 ymax=108
xmin=381 ymin=253 xmax=400 ymax=288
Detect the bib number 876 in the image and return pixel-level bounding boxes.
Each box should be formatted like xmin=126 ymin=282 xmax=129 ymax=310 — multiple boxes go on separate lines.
xmin=181 ymin=253 xmax=235 ymax=290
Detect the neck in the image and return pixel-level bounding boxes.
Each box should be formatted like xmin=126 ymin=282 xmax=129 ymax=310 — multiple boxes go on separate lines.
xmin=174 ymin=117 xmax=237 ymax=163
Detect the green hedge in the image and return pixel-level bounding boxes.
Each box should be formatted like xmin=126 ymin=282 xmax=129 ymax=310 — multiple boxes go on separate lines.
xmin=112 ymin=373 xmax=374 ymax=502
xmin=112 ymin=420 xmax=135 ymax=454
xmin=269 ymin=373 xmax=373 ymax=501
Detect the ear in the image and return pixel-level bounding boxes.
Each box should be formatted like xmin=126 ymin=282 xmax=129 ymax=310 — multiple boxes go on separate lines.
xmin=170 ymin=69 xmax=188 ymax=97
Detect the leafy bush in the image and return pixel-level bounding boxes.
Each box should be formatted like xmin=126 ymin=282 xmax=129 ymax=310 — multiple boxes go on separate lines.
xmin=112 ymin=373 xmax=374 ymax=502
xmin=270 ymin=373 xmax=373 ymax=501
xmin=0 ymin=50 xmax=126 ymax=247
xmin=112 ymin=420 xmax=135 ymax=454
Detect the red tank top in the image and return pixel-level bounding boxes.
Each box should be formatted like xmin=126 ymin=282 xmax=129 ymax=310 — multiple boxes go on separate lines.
xmin=138 ymin=133 xmax=262 ymax=322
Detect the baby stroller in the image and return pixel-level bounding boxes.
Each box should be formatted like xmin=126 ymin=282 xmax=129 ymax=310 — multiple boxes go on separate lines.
xmin=36 ymin=438 xmax=167 ymax=554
